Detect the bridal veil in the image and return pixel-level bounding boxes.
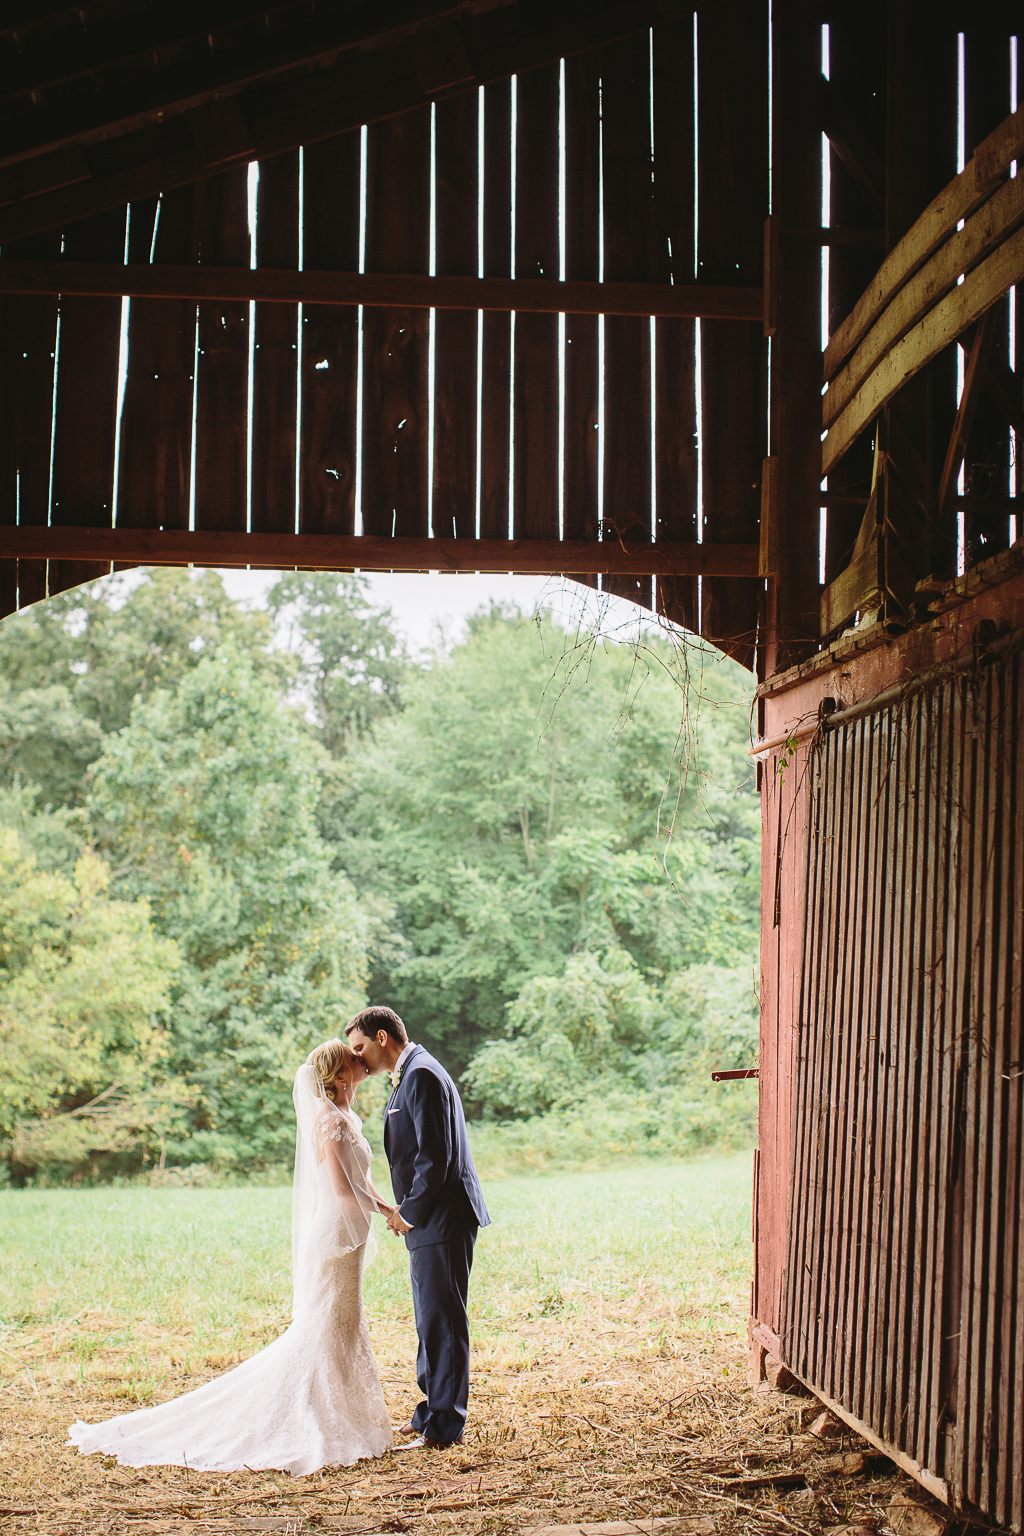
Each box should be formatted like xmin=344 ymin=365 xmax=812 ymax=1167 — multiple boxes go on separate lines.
xmin=291 ymin=1062 xmax=380 ymax=1306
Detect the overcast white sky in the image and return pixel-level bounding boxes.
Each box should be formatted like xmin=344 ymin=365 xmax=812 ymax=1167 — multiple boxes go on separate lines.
xmin=215 ymin=568 xmax=670 ymax=656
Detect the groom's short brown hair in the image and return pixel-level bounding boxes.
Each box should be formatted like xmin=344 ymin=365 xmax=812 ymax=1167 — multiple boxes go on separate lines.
xmin=345 ymin=1005 xmax=408 ymax=1045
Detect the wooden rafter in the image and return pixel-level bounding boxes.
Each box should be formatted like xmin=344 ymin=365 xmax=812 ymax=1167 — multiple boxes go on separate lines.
xmin=822 ymin=221 xmax=1024 ymax=476
xmin=0 ymin=0 xmax=672 ymax=243
xmin=823 ymin=171 xmax=1024 ymax=432
xmin=0 ymin=527 xmax=762 ymax=578
xmin=824 ymin=107 xmax=1024 ymax=381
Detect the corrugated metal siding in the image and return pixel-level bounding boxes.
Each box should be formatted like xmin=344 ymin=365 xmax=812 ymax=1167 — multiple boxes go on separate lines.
xmin=781 ymin=642 xmax=1024 ymax=1531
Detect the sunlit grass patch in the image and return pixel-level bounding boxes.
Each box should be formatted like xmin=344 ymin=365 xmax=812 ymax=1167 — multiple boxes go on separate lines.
xmin=0 ymin=1152 xmax=911 ymax=1536
xmin=1 ymin=1154 xmax=753 ymax=1360
xmin=0 ymin=1155 xmax=754 ymax=1466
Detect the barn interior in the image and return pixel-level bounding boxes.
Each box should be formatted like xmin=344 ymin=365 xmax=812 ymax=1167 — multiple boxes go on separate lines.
xmin=0 ymin=1 xmax=1022 ymax=1529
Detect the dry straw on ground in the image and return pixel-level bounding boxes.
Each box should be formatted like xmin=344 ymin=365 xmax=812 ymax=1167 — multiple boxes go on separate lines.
xmin=2 ymin=1298 xmax=913 ymax=1536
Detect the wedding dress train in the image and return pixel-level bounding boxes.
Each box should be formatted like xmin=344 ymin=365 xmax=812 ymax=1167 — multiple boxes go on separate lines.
xmin=69 ymin=1075 xmax=393 ymax=1476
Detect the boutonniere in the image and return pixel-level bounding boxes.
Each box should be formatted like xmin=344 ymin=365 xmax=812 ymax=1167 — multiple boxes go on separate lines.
xmin=389 ymin=1065 xmax=404 ymax=1090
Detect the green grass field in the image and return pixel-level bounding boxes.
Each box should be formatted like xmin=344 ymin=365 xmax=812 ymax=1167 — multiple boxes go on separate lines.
xmin=0 ymin=1153 xmax=753 ymax=1378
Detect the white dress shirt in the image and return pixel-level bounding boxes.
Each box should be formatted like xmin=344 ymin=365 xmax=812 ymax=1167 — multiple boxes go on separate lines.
xmin=390 ymin=1041 xmax=417 ymax=1226
xmin=393 ymin=1041 xmax=416 ymax=1077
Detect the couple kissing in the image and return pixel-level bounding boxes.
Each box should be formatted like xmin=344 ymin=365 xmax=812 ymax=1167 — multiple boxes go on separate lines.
xmin=70 ymin=1007 xmax=490 ymax=1475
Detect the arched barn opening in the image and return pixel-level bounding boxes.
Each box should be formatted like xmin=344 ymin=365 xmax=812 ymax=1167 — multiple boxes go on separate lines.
xmin=1 ymin=1 xmax=1022 ymax=1529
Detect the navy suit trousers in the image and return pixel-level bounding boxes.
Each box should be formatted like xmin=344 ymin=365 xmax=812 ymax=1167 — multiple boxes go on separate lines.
xmin=408 ymin=1228 xmax=476 ymax=1445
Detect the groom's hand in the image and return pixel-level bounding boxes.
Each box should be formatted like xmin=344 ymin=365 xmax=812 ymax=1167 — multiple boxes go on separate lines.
xmin=387 ymin=1209 xmax=413 ymax=1236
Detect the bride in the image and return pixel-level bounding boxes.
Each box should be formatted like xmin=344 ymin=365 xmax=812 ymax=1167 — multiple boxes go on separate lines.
xmin=70 ymin=1039 xmax=396 ymax=1475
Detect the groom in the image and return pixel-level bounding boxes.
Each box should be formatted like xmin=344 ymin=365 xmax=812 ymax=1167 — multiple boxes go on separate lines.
xmin=345 ymin=1005 xmax=490 ymax=1449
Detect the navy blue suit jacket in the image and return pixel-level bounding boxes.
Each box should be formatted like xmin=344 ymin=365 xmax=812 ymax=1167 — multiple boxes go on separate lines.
xmin=383 ymin=1045 xmax=490 ymax=1250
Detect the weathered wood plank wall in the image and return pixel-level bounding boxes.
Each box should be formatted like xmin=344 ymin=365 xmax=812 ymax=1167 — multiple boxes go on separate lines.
xmin=0 ymin=24 xmax=767 ymax=647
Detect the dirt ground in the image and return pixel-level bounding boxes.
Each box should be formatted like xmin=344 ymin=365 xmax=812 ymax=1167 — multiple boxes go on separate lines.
xmin=0 ymin=1304 xmax=925 ymax=1536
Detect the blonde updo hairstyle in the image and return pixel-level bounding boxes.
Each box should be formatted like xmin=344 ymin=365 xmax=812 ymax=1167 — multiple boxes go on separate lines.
xmin=306 ymin=1037 xmax=358 ymax=1101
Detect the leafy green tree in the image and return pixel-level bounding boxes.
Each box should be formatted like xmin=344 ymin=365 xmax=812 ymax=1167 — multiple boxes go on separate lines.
xmin=652 ymin=961 xmax=760 ymax=1083
xmin=0 ymin=826 xmax=184 ymax=1180
xmin=0 ymin=569 xmax=288 ymax=808
xmin=0 ymin=782 xmax=85 ymax=872
xmin=0 ymin=567 xmax=762 ymax=1177
xmin=89 ymin=649 xmax=371 ymax=1166
xmin=463 ymin=947 xmax=654 ymax=1116
xmin=335 ymin=607 xmax=758 ymax=1070
xmin=0 ymin=684 xmax=103 ymax=812
xmin=461 ymin=946 xmax=758 ymax=1167
xmin=463 ymin=950 xmax=758 ymax=1120
xmin=267 ymin=572 xmax=407 ymax=756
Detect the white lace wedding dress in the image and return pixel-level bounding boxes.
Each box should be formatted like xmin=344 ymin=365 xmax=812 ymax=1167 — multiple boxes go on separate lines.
xmin=69 ymin=1069 xmax=393 ymax=1476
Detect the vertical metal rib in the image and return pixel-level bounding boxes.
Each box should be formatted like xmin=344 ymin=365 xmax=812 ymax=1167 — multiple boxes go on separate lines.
xmin=892 ymin=690 xmax=926 ymax=1453
xmin=846 ymin=706 xmax=888 ymax=1418
xmin=817 ymin=716 xmax=867 ymax=1396
xmin=1006 ymin=652 xmax=1024 ymax=1534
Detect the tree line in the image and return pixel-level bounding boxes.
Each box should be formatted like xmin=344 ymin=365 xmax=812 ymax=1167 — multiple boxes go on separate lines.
xmin=0 ymin=571 xmax=760 ymax=1182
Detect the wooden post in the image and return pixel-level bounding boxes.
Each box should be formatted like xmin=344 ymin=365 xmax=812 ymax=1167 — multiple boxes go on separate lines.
xmin=433 ymin=92 xmax=480 ymax=541
xmin=884 ymin=0 xmax=959 ymax=585
xmin=697 ymin=0 xmax=768 ymax=670
xmin=251 ymin=151 xmax=300 ymax=536
xmin=562 ymin=49 xmax=601 ymax=591
xmin=298 ymin=133 xmax=361 ymax=535
xmin=765 ymin=1 xmax=822 ymax=674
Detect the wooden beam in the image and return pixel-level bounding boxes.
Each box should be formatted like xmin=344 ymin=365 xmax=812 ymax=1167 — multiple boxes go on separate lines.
xmin=821 ymin=75 xmax=884 ymax=210
xmin=936 ymin=309 xmax=1000 ymax=520
xmin=823 ymin=170 xmax=1024 ymax=425
xmin=0 ymin=526 xmax=762 ymax=578
xmin=824 ymin=106 xmax=1024 ymax=380
xmin=0 ymin=259 xmax=762 ymax=321
xmin=821 ymin=218 xmax=1024 ymax=476
xmin=766 ymin=1 xmax=822 ymax=673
